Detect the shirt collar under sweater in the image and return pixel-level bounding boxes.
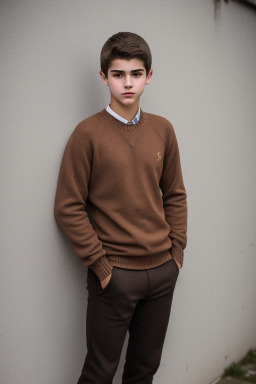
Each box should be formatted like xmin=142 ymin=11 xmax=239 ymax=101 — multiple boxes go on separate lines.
xmin=106 ymin=104 xmax=140 ymax=125
xmin=102 ymin=108 xmax=146 ymax=134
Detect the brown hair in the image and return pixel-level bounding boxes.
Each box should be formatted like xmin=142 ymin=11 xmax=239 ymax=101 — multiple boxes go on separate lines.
xmin=100 ymin=32 xmax=152 ymax=77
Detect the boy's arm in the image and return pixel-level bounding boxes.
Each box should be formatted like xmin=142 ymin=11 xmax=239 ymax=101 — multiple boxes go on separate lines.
xmin=54 ymin=132 xmax=113 ymax=282
xmin=160 ymin=124 xmax=187 ymax=268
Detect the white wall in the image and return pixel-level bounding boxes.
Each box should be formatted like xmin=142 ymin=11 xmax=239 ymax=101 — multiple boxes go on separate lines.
xmin=1 ymin=1 xmax=256 ymax=383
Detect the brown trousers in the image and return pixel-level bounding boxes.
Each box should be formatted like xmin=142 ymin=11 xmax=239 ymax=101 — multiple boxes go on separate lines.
xmin=77 ymin=258 xmax=179 ymax=384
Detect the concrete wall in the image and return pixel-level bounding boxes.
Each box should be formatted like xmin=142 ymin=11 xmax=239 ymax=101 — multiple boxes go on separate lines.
xmin=1 ymin=1 xmax=256 ymax=383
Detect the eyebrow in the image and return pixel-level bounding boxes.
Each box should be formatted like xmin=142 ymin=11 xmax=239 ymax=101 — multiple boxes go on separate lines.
xmin=110 ymin=69 xmax=145 ymax=73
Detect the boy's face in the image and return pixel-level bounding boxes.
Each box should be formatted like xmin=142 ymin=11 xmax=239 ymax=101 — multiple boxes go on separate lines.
xmin=100 ymin=58 xmax=153 ymax=112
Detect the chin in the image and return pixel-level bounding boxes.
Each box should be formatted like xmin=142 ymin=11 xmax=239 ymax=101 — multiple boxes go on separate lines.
xmin=121 ymin=99 xmax=137 ymax=105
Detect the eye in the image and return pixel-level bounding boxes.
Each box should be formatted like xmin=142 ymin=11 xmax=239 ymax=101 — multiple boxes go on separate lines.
xmin=113 ymin=73 xmax=122 ymax=78
xmin=133 ymin=72 xmax=142 ymax=77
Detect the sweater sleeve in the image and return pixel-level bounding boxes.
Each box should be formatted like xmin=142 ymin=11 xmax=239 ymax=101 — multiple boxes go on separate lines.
xmin=54 ymin=131 xmax=113 ymax=281
xmin=160 ymin=124 xmax=187 ymax=267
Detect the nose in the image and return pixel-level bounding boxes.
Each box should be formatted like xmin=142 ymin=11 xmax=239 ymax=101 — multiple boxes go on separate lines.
xmin=124 ymin=75 xmax=133 ymax=88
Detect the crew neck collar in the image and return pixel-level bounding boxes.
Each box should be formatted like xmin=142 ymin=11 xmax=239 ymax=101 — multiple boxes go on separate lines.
xmin=106 ymin=105 xmax=141 ymax=125
xmin=102 ymin=108 xmax=147 ymax=131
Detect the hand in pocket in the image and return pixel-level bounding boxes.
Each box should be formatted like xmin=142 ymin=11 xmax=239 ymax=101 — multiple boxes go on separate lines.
xmin=101 ymin=272 xmax=112 ymax=289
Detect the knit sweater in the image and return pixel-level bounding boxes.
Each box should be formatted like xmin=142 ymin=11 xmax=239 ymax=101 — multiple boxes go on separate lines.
xmin=54 ymin=109 xmax=187 ymax=281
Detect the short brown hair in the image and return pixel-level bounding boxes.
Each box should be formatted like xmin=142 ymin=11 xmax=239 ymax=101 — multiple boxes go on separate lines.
xmin=100 ymin=32 xmax=152 ymax=77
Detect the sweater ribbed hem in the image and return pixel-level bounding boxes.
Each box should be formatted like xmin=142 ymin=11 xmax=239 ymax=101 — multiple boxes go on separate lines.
xmin=89 ymin=255 xmax=113 ymax=281
xmin=89 ymin=247 xmax=183 ymax=281
xmin=106 ymin=250 xmax=172 ymax=271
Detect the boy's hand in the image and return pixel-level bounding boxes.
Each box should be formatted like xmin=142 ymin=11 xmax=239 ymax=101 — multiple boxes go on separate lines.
xmin=101 ymin=273 xmax=112 ymax=289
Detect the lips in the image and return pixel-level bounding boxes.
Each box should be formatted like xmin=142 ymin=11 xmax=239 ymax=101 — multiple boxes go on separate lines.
xmin=122 ymin=92 xmax=135 ymax=97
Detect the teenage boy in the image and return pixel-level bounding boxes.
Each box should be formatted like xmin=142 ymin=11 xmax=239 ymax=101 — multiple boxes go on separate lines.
xmin=54 ymin=32 xmax=187 ymax=384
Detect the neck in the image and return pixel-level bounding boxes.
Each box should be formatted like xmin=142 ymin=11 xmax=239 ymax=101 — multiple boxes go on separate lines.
xmin=109 ymin=99 xmax=139 ymax=122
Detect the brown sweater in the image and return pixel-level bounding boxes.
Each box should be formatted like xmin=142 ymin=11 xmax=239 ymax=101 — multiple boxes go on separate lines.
xmin=54 ymin=109 xmax=187 ymax=281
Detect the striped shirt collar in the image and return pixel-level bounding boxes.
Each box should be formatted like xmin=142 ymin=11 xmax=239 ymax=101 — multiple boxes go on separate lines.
xmin=106 ymin=105 xmax=140 ymax=125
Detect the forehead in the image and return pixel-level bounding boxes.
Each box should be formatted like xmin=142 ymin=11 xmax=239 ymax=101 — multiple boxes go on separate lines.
xmin=108 ymin=58 xmax=145 ymax=72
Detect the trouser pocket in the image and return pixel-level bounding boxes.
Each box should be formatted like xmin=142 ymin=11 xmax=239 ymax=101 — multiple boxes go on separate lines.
xmin=87 ymin=267 xmax=117 ymax=295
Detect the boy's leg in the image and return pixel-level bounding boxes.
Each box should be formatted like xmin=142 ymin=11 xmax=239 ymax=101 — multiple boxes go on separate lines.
xmin=77 ymin=259 xmax=179 ymax=384
xmin=77 ymin=266 xmax=148 ymax=384
xmin=77 ymin=267 xmax=129 ymax=384
xmin=121 ymin=259 xmax=179 ymax=384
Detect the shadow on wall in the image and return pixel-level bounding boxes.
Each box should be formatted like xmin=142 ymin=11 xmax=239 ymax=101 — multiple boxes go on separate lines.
xmin=214 ymin=0 xmax=256 ymax=22
xmin=214 ymin=0 xmax=221 ymax=21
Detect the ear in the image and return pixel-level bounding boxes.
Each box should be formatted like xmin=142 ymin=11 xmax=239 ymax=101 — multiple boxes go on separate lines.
xmin=145 ymin=69 xmax=153 ymax=85
xmin=99 ymin=70 xmax=108 ymax=86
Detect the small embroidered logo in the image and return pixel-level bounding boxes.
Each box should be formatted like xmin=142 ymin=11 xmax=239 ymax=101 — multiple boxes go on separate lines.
xmin=156 ymin=151 xmax=162 ymax=161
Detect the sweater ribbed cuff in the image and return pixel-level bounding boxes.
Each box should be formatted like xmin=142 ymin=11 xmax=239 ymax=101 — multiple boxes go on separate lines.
xmin=89 ymin=255 xmax=113 ymax=281
xmin=170 ymin=246 xmax=184 ymax=267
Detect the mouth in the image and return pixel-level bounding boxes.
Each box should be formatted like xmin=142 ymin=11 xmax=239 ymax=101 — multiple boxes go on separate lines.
xmin=122 ymin=92 xmax=135 ymax=97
